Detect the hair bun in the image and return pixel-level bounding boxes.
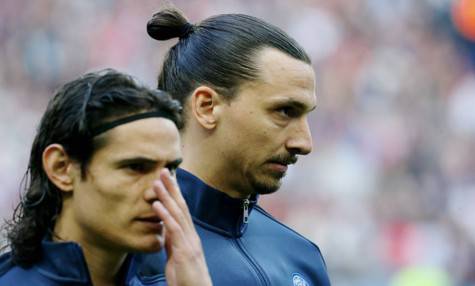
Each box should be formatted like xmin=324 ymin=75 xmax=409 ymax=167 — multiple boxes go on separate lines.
xmin=147 ymin=9 xmax=194 ymax=40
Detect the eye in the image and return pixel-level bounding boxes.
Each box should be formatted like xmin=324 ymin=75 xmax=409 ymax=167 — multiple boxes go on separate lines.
xmin=166 ymin=165 xmax=178 ymax=176
xmin=276 ymin=106 xmax=298 ymax=118
xmin=168 ymin=168 xmax=177 ymax=176
xmin=124 ymin=162 xmax=154 ymax=174
xmin=165 ymin=160 xmax=182 ymax=176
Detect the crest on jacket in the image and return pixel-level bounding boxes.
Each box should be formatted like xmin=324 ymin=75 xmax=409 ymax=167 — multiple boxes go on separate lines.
xmin=292 ymin=273 xmax=310 ymax=286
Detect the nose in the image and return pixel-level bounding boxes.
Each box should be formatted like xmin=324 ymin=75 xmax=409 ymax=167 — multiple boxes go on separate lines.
xmin=285 ymin=118 xmax=313 ymax=155
xmin=144 ymin=182 xmax=160 ymax=203
xmin=143 ymin=170 xmax=164 ymax=203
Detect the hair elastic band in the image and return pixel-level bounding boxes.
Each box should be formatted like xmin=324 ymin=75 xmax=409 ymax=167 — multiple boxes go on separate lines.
xmin=180 ymin=22 xmax=194 ymax=38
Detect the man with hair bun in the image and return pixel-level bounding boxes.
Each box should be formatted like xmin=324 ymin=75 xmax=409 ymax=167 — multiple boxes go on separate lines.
xmin=147 ymin=8 xmax=330 ymax=286
xmin=0 ymin=69 xmax=212 ymax=286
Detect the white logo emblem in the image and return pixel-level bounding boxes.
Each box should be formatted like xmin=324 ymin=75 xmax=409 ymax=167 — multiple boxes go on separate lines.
xmin=292 ymin=273 xmax=309 ymax=286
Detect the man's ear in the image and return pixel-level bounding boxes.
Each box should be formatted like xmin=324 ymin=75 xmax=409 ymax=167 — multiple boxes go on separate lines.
xmin=42 ymin=144 xmax=77 ymax=192
xmin=190 ymin=86 xmax=223 ymax=130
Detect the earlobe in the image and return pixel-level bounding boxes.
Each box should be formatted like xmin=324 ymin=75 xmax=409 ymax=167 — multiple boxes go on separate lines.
xmin=42 ymin=144 xmax=76 ymax=192
xmin=190 ymin=86 xmax=222 ymax=130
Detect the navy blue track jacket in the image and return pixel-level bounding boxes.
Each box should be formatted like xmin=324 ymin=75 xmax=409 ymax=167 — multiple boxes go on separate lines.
xmin=0 ymin=168 xmax=331 ymax=285
xmin=0 ymin=240 xmax=162 ymax=285
xmin=169 ymin=168 xmax=331 ymax=286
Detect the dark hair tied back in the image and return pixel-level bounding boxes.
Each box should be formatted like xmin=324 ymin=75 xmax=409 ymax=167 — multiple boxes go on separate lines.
xmin=147 ymin=8 xmax=194 ymax=40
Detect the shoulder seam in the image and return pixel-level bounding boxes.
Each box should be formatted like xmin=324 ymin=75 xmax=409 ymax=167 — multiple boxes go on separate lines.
xmin=253 ymin=205 xmax=313 ymax=244
xmin=253 ymin=205 xmax=328 ymax=268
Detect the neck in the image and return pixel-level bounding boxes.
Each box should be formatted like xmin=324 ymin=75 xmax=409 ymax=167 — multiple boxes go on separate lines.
xmin=54 ymin=207 xmax=127 ymax=286
xmin=80 ymin=242 xmax=127 ymax=286
xmin=181 ymin=129 xmax=250 ymax=199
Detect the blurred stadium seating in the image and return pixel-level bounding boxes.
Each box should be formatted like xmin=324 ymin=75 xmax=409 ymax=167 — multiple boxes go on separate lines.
xmin=1 ymin=0 xmax=474 ymax=285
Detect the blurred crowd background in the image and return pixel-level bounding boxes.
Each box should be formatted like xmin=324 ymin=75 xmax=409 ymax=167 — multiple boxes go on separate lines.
xmin=1 ymin=0 xmax=474 ymax=285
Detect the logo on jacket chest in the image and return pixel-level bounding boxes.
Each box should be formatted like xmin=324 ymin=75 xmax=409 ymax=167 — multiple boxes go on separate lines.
xmin=292 ymin=273 xmax=310 ymax=286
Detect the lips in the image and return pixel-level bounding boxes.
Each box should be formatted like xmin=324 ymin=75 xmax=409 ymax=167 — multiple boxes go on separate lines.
xmin=267 ymin=162 xmax=288 ymax=173
xmin=268 ymin=154 xmax=298 ymax=166
xmin=136 ymin=216 xmax=163 ymax=232
xmin=137 ymin=216 xmax=162 ymax=223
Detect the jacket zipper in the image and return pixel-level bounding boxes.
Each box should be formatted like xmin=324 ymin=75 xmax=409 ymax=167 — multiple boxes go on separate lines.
xmin=234 ymin=238 xmax=269 ymax=285
xmin=243 ymin=198 xmax=250 ymax=224
xmin=235 ymin=197 xmax=269 ymax=285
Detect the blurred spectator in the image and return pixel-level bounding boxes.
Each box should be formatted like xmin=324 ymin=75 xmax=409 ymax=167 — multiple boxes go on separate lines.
xmin=1 ymin=0 xmax=474 ymax=284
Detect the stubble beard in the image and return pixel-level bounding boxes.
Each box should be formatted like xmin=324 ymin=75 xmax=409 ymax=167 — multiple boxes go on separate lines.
xmin=248 ymin=170 xmax=284 ymax=195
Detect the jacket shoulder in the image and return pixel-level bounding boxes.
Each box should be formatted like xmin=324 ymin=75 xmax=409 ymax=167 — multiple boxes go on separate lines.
xmin=253 ymin=205 xmax=327 ymax=266
xmin=0 ymin=252 xmax=37 ymax=284
xmin=0 ymin=251 xmax=13 ymax=277
xmin=0 ymin=252 xmax=65 ymax=285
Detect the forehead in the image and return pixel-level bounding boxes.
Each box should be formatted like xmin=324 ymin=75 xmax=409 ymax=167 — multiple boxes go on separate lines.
xmin=242 ymin=47 xmax=317 ymax=107
xmin=92 ymin=117 xmax=181 ymax=162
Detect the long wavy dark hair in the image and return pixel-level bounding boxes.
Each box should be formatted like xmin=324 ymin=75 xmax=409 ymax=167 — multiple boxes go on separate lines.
xmin=3 ymin=69 xmax=182 ymax=267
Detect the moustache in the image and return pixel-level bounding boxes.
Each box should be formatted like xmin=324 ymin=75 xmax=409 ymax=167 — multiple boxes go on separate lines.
xmin=268 ymin=154 xmax=298 ymax=166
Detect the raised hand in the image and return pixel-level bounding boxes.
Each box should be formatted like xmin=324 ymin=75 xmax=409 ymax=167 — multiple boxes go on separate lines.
xmin=152 ymin=168 xmax=212 ymax=286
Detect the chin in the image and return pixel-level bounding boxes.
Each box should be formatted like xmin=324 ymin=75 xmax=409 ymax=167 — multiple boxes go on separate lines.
xmin=250 ymin=174 xmax=282 ymax=195
xmin=125 ymin=236 xmax=163 ymax=253
xmin=248 ymin=170 xmax=285 ymax=195
xmin=255 ymin=184 xmax=280 ymax=195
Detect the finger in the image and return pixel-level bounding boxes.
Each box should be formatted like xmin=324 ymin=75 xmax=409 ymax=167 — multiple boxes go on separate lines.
xmin=160 ymin=168 xmax=193 ymax=223
xmin=159 ymin=171 xmax=202 ymax=247
xmin=152 ymin=200 xmax=187 ymax=251
xmin=157 ymin=170 xmax=203 ymax=247
xmin=158 ymin=171 xmax=196 ymax=235
xmin=153 ymin=200 xmax=203 ymax=271
xmin=153 ymin=179 xmax=190 ymax=234
xmin=154 ymin=176 xmax=202 ymax=251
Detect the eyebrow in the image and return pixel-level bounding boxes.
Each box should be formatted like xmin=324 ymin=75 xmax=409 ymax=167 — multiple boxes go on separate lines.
xmin=115 ymin=157 xmax=183 ymax=167
xmin=115 ymin=157 xmax=156 ymax=166
xmin=273 ymin=99 xmax=317 ymax=112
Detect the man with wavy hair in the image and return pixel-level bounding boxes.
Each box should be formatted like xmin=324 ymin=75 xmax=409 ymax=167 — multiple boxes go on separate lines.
xmin=0 ymin=70 xmax=211 ymax=286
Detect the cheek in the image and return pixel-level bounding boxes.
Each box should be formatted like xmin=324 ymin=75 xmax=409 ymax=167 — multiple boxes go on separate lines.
xmin=239 ymin=116 xmax=276 ymax=144
xmin=228 ymin=131 xmax=273 ymax=170
xmin=229 ymin=111 xmax=270 ymax=141
xmin=221 ymin=109 xmax=280 ymax=161
xmin=73 ymin=178 xmax=133 ymax=224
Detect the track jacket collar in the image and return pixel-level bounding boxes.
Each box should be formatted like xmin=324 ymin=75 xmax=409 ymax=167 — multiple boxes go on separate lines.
xmin=35 ymin=240 xmax=91 ymax=284
xmin=176 ymin=168 xmax=258 ymax=238
xmin=34 ymin=240 xmax=136 ymax=284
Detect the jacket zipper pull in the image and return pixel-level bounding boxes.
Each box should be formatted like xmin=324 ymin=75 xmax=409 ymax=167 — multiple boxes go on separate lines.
xmin=243 ymin=198 xmax=250 ymax=224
